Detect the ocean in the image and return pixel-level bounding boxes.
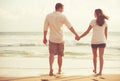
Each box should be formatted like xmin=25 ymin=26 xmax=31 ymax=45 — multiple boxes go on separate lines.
xmin=0 ymin=32 xmax=120 ymax=77
xmin=0 ymin=32 xmax=120 ymax=60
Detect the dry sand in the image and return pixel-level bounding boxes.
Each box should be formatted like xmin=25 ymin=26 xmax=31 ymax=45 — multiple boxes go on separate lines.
xmin=0 ymin=74 xmax=120 ymax=81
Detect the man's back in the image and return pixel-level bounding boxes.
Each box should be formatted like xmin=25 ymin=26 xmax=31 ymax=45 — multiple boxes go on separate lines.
xmin=44 ymin=12 xmax=72 ymax=43
xmin=43 ymin=3 xmax=79 ymax=76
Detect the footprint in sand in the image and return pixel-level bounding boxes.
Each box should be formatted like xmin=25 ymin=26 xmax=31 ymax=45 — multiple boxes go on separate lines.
xmin=41 ymin=79 xmax=49 ymax=81
xmin=92 ymin=79 xmax=98 ymax=81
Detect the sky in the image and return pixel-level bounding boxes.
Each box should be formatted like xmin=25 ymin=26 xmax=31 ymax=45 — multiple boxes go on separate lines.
xmin=0 ymin=0 xmax=120 ymax=32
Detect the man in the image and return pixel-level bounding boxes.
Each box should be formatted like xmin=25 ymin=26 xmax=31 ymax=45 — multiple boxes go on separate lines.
xmin=43 ymin=3 xmax=79 ymax=76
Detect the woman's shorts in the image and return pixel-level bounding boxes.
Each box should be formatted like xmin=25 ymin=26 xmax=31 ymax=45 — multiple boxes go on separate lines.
xmin=49 ymin=41 xmax=64 ymax=56
xmin=91 ymin=43 xmax=106 ymax=48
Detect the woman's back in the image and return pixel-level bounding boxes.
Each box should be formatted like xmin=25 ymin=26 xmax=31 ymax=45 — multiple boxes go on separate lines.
xmin=90 ymin=19 xmax=107 ymax=44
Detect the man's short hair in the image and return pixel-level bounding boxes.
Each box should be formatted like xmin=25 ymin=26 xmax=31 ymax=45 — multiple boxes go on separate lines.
xmin=55 ymin=3 xmax=64 ymax=10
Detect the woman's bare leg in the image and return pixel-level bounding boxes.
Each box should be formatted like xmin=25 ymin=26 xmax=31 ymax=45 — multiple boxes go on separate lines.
xmin=92 ymin=48 xmax=97 ymax=74
xmin=98 ymin=47 xmax=105 ymax=75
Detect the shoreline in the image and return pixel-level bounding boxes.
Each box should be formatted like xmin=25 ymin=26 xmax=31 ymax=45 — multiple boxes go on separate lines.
xmin=0 ymin=57 xmax=120 ymax=78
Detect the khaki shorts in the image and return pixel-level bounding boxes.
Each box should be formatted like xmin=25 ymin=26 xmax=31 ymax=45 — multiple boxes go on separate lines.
xmin=49 ymin=41 xmax=64 ymax=56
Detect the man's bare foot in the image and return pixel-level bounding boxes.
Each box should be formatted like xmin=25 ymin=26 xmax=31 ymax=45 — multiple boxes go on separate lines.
xmin=58 ymin=69 xmax=62 ymax=74
xmin=97 ymin=73 xmax=102 ymax=76
xmin=58 ymin=69 xmax=63 ymax=75
xmin=58 ymin=71 xmax=63 ymax=74
xmin=49 ymin=70 xmax=54 ymax=76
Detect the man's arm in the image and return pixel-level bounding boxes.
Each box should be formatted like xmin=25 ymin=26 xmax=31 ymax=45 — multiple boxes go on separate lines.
xmin=43 ymin=31 xmax=48 ymax=44
xmin=43 ymin=16 xmax=49 ymax=45
xmin=63 ymin=16 xmax=79 ymax=40
xmin=69 ymin=27 xmax=79 ymax=40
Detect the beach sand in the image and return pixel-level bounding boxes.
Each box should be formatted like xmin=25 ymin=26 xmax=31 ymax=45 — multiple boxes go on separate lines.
xmin=0 ymin=74 xmax=120 ymax=81
xmin=0 ymin=57 xmax=120 ymax=81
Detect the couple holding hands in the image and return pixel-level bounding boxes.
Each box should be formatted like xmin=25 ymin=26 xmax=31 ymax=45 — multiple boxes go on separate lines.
xmin=43 ymin=3 xmax=109 ymax=76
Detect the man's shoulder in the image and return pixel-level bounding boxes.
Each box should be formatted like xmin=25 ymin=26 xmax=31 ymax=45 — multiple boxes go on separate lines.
xmin=50 ymin=11 xmax=65 ymax=15
xmin=46 ymin=12 xmax=54 ymax=17
xmin=57 ymin=12 xmax=66 ymax=17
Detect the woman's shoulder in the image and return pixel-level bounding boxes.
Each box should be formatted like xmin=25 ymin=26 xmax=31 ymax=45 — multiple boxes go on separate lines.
xmin=90 ymin=19 xmax=96 ymax=23
xmin=89 ymin=19 xmax=96 ymax=26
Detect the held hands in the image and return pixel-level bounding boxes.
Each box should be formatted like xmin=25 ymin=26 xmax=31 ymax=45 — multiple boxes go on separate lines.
xmin=75 ymin=35 xmax=81 ymax=41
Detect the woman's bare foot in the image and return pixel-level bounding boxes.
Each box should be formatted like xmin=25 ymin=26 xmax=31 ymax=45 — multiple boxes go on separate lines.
xmin=93 ymin=69 xmax=96 ymax=74
xmin=95 ymin=73 xmax=102 ymax=77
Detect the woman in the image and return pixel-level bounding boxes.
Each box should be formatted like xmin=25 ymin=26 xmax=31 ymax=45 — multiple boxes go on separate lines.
xmin=77 ymin=9 xmax=109 ymax=76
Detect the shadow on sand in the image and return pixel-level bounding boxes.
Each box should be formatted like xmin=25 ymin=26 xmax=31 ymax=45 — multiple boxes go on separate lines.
xmin=0 ymin=74 xmax=106 ymax=81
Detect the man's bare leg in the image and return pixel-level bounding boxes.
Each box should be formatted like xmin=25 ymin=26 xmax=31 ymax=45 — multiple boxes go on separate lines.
xmin=58 ymin=55 xmax=63 ymax=74
xmin=49 ymin=54 xmax=54 ymax=76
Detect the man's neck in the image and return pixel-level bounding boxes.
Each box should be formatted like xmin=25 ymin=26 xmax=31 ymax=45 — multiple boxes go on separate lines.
xmin=56 ymin=10 xmax=62 ymax=13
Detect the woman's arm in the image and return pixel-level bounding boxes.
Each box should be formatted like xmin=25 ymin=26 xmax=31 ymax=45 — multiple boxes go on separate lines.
xmin=105 ymin=26 xmax=108 ymax=40
xmin=79 ymin=25 xmax=92 ymax=39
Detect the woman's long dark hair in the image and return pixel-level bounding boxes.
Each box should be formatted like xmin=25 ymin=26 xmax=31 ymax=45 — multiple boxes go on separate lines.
xmin=95 ymin=9 xmax=109 ymax=26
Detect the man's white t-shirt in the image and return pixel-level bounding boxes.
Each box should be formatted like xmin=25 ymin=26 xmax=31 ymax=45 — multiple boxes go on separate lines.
xmin=90 ymin=19 xmax=107 ymax=44
xmin=44 ymin=12 xmax=72 ymax=43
